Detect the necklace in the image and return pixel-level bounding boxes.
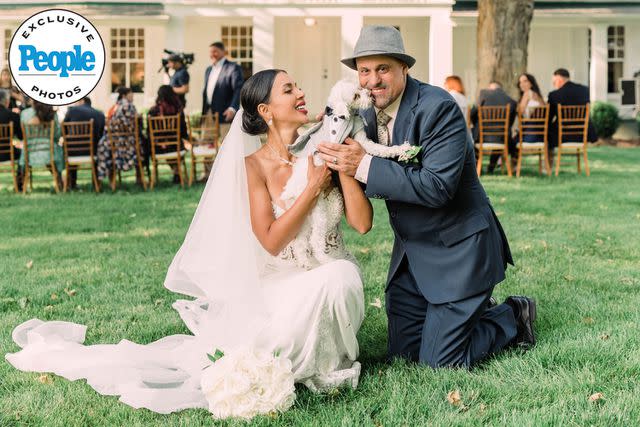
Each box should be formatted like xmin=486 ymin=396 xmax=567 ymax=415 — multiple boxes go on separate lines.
xmin=266 ymin=143 xmax=294 ymax=166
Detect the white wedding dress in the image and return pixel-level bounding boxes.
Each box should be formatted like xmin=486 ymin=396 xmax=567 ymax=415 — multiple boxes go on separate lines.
xmin=5 ymin=111 xmax=365 ymax=415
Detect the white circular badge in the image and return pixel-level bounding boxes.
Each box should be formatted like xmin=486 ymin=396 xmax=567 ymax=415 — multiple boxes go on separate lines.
xmin=8 ymin=9 xmax=105 ymax=106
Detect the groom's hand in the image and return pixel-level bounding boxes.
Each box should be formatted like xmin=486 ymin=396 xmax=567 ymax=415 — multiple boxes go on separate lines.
xmin=317 ymin=138 xmax=366 ymax=177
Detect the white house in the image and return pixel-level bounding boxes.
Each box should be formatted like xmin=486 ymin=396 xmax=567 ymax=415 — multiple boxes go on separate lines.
xmin=1 ymin=0 xmax=639 ymax=117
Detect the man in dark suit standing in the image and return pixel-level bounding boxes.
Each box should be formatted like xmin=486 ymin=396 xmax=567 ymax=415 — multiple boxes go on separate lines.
xmin=202 ymin=42 xmax=244 ymax=124
xmin=63 ymin=97 xmax=105 ymax=189
xmin=318 ymin=26 xmax=536 ymax=369
xmin=470 ymin=82 xmax=518 ymax=172
xmin=547 ymin=68 xmax=597 ymax=152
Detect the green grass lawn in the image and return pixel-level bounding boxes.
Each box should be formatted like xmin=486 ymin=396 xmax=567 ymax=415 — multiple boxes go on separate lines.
xmin=1 ymin=146 xmax=640 ymax=426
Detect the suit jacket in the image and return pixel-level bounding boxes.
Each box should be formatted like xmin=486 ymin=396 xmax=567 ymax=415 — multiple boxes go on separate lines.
xmin=202 ymin=60 xmax=244 ymax=121
xmin=470 ymin=88 xmax=517 ymax=142
xmin=363 ymin=76 xmax=513 ymax=304
xmin=547 ymin=81 xmax=597 ymax=147
xmin=0 ymin=105 xmax=22 ymax=162
xmin=63 ymin=104 xmax=106 ymax=155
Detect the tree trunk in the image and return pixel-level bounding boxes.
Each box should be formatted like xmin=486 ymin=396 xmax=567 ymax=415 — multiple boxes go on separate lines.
xmin=477 ymin=0 xmax=534 ymax=99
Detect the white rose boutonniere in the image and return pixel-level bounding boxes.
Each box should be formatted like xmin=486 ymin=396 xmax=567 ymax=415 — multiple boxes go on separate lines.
xmin=200 ymin=348 xmax=296 ymax=420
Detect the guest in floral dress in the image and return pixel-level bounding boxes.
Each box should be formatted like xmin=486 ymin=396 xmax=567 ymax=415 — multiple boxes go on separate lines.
xmin=19 ymin=101 xmax=64 ymax=183
xmin=96 ymin=87 xmax=140 ymax=180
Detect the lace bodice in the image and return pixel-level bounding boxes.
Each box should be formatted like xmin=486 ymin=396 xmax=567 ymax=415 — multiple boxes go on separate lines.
xmin=270 ymin=188 xmax=355 ymax=270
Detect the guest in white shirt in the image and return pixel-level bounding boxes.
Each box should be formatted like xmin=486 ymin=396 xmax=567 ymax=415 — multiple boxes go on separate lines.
xmin=201 ymin=42 xmax=244 ymax=124
xmin=444 ymin=75 xmax=468 ymax=117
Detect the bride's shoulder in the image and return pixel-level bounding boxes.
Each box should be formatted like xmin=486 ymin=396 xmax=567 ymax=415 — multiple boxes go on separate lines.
xmin=245 ymin=151 xmax=267 ymax=182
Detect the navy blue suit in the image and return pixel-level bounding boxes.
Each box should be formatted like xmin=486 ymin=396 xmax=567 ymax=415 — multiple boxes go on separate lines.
xmin=202 ymin=60 xmax=243 ymax=122
xmin=363 ymin=76 xmax=517 ymax=368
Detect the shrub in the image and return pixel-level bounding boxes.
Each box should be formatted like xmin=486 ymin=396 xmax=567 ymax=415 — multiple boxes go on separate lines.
xmin=590 ymin=101 xmax=621 ymax=139
xmin=637 ymin=111 xmax=640 ymax=134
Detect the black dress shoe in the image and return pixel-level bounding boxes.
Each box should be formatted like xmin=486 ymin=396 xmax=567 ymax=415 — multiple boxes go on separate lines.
xmin=505 ymin=296 xmax=536 ymax=348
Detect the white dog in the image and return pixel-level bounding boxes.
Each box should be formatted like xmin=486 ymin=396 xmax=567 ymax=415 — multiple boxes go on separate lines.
xmin=279 ymin=79 xmax=419 ymax=268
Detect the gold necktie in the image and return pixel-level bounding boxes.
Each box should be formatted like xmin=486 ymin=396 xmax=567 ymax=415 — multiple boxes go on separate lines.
xmin=377 ymin=110 xmax=392 ymax=146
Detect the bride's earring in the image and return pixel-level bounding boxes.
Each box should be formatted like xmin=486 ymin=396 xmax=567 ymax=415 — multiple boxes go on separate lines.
xmin=267 ymin=117 xmax=273 ymax=126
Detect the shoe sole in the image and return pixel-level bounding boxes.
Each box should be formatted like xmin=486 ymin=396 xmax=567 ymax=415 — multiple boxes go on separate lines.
xmin=525 ymin=298 xmax=537 ymax=346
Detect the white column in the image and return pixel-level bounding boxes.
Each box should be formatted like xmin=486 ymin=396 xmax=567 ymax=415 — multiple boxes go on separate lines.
xmin=166 ymin=15 xmax=185 ymax=51
xmin=589 ymin=23 xmax=608 ymax=102
xmin=428 ymin=10 xmax=453 ymax=87
xmin=340 ymin=13 xmax=363 ymax=79
xmin=253 ymin=12 xmax=275 ymax=72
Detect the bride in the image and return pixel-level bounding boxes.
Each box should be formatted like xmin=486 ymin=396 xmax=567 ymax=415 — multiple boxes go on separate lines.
xmin=5 ymin=69 xmax=373 ymax=417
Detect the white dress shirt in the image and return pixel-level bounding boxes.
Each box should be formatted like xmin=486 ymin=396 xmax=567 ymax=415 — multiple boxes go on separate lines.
xmin=355 ymin=89 xmax=404 ymax=184
xmin=206 ymin=58 xmax=226 ymax=105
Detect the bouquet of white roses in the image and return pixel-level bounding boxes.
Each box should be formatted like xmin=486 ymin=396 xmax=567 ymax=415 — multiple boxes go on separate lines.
xmin=200 ymin=348 xmax=296 ymax=420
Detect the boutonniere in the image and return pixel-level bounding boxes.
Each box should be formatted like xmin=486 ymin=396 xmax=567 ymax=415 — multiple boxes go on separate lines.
xmin=398 ymin=141 xmax=421 ymax=163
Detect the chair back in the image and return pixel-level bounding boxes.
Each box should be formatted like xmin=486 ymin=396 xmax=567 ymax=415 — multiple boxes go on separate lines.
xmin=61 ymin=120 xmax=94 ymax=158
xmin=0 ymin=122 xmax=14 ymax=162
xmin=188 ymin=112 xmax=219 ymax=148
xmin=22 ymin=122 xmax=55 ymax=166
xmin=478 ymin=105 xmax=510 ymax=146
xmin=558 ymin=104 xmax=589 ymax=146
xmin=518 ymin=105 xmax=549 ymax=144
xmin=148 ymin=114 xmax=181 ymax=155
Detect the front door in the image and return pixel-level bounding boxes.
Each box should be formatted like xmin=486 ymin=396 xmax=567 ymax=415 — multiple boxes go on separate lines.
xmin=275 ymin=17 xmax=340 ymax=117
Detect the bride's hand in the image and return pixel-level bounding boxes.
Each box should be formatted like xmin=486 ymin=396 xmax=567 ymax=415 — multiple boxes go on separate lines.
xmin=306 ymin=156 xmax=331 ymax=196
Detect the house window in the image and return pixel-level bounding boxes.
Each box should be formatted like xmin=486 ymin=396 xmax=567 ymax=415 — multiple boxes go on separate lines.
xmin=4 ymin=28 xmax=14 ymax=67
xmin=222 ymin=25 xmax=253 ymax=81
xmin=110 ymin=28 xmax=145 ymax=93
xmin=607 ymin=25 xmax=624 ymax=93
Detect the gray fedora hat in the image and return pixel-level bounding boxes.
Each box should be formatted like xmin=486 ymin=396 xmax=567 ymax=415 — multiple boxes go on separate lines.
xmin=341 ymin=25 xmax=416 ymax=70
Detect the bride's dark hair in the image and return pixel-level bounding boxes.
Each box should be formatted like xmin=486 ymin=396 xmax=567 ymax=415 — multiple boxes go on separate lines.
xmin=240 ymin=69 xmax=284 ymax=135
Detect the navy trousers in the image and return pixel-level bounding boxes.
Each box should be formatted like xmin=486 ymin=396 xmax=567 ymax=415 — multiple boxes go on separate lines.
xmin=386 ymin=257 xmax=517 ymax=368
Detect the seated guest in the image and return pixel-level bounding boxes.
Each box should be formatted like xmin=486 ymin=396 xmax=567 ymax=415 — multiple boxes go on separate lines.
xmin=470 ymin=81 xmax=517 ymax=172
xmin=96 ymin=87 xmax=140 ymax=182
xmin=0 ymin=88 xmax=22 ymax=150
xmin=63 ymin=97 xmax=106 ymax=189
xmin=516 ymin=73 xmax=545 ymax=143
xmin=0 ymin=89 xmax=23 ymax=189
xmin=19 ymin=100 xmax=64 ymax=186
xmin=0 ymin=68 xmax=25 ymax=112
xmin=147 ymin=85 xmax=189 ymax=184
xmin=444 ymin=75 xmax=468 ymax=116
xmin=107 ymin=87 xmax=132 ymax=121
xmin=547 ymin=68 xmax=597 ymax=152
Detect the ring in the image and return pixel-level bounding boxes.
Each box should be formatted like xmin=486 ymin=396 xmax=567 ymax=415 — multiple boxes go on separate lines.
xmin=332 ymin=157 xmax=338 ymax=165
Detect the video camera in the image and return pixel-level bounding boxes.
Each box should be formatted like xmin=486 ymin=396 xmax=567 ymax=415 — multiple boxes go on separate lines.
xmin=158 ymin=49 xmax=195 ymax=73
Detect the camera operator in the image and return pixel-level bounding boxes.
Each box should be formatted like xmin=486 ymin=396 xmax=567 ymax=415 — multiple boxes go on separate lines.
xmin=167 ymin=54 xmax=190 ymax=108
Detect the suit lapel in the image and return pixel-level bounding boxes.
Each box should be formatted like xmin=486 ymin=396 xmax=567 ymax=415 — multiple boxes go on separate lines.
xmin=204 ymin=65 xmax=212 ymax=92
xmin=392 ymin=76 xmax=419 ymax=146
xmin=362 ymin=107 xmax=377 ymax=143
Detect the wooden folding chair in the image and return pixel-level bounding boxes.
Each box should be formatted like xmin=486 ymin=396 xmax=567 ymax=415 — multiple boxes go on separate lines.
xmin=105 ymin=115 xmax=147 ymax=191
xmin=555 ymin=104 xmax=590 ymax=176
xmin=516 ymin=105 xmax=550 ymax=177
xmin=61 ymin=120 xmax=100 ymax=192
xmin=187 ymin=112 xmax=219 ymax=186
xmin=476 ymin=104 xmax=512 ymax=177
xmin=21 ymin=122 xmax=59 ymax=193
xmin=147 ymin=114 xmax=187 ymax=189
xmin=0 ymin=122 xmax=19 ymax=192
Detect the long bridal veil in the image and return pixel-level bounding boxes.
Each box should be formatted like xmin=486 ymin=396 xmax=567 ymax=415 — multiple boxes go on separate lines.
xmin=6 ymin=111 xmax=277 ymax=413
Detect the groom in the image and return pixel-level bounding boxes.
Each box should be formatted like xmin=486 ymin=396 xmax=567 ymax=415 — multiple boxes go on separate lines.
xmin=318 ymin=26 xmax=536 ymax=368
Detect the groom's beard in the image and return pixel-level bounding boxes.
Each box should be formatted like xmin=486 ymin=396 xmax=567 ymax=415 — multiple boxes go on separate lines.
xmin=369 ymin=84 xmax=392 ymax=109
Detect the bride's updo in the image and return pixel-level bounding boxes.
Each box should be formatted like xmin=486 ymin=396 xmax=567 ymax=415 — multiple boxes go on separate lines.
xmin=240 ymin=69 xmax=284 ymax=135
